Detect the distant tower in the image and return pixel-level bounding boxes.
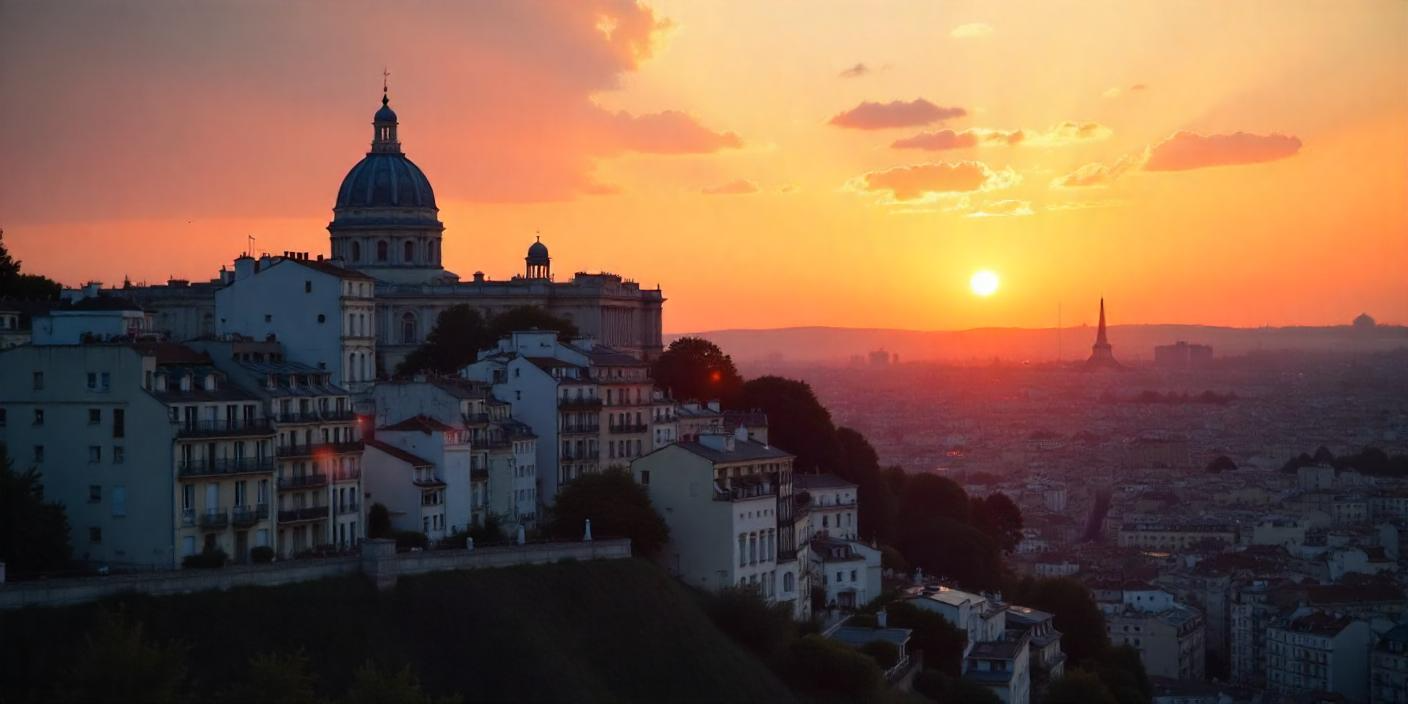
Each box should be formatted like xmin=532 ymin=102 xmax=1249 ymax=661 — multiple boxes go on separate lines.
xmin=525 ymin=236 xmax=551 ymax=280
xmin=1085 ymin=298 xmax=1123 ymax=370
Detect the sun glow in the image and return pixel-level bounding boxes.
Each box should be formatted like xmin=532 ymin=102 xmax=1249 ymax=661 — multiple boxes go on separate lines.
xmin=970 ymin=270 xmax=1000 ymax=297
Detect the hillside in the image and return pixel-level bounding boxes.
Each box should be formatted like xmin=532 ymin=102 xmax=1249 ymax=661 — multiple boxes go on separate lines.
xmin=671 ymin=323 xmax=1408 ymax=364
xmin=0 ymin=559 xmax=797 ymax=703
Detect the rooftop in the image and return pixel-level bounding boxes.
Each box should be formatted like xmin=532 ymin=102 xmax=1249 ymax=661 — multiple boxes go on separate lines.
xmin=796 ymin=473 xmax=858 ymax=491
xmin=380 ymin=415 xmax=458 ymax=434
xmin=676 ymin=438 xmax=793 ymax=464
xmin=365 ymin=440 xmax=433 ymax=468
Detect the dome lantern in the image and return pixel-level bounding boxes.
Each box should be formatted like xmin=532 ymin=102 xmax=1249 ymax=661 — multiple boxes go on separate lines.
xmin=525 ymin=235 xmax=551 ymax=280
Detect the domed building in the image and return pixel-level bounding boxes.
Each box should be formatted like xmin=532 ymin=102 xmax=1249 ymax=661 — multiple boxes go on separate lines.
xmin=328 ymin=91 xmax=452 ymax=285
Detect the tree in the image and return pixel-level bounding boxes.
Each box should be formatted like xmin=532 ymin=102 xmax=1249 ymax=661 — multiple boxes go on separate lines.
xmin=0 ymin=446 xmax=72 ymax=575
xmin=0 ymin=229 xmax=62 ymax=301
xmin=1044 ymin=670 xmax=1118 ymax=704
xmin=913 ymin=670 xmax=1001 ymax=704
xmin=1088 ymin=645 xmax=1152 ymax=704
xmin=548 ymin=469 xmax=669 ymax=557
xmin=486 ymin=305 xmax=578 ymax=345
xmin=702 ymin=587 xmax=798 ymax=662
xmin=835 ymin=427 xmax=896 ymax=542
xmin=895 ymin=518 xmax=1005 ymax=592
xmin=652 ymin=337 xmax=745 ymax=404
xmin=739 ymin=376 xmax=841 ymax=473
xmin=858 ymin=640 xmax=899 ymax=670
xmin=784 ymin=634 xmax=882 ymax=700
xmin=55 ymin=611 xmax=188 ymax=704
xmin=971 ymin=493 xmax=1024 ymax=554
xmin=897 ymin=474 xmax=971 ymax=527
xmin=345 ymin=662 xmax=460 ymax=704
xmin=884 ymin=601 xmax=967 ymax=676
xmin=217 ymin=651 xmax=321 ymax=704
xmin=1007 ymin=577 xmax=1110 ymax=668
xmin=395 ymin=305 xmax=488 ymax=376
xmin=368 ymin=503 xmax=392 ymax=539
xmin=1205 ymin=455 xmax=1237 ymax=473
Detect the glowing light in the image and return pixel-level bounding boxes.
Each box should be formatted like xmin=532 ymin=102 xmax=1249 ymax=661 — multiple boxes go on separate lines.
xmin=970 ymin=270 xmax=1000 ymax=297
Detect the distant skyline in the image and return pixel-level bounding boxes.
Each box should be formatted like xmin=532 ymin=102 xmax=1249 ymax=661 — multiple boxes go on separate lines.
xmin=1 ymin=1 xmax=1404 ymax=332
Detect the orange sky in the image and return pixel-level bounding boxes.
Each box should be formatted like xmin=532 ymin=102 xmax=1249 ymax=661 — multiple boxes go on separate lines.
xmin=2 ymin=1 xmax=1405 ymax=332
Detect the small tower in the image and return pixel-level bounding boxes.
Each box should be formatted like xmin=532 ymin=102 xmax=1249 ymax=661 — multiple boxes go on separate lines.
xmin=1085 ymin=298 xmax=1123 ymax=370
xmin=525 ymin=236 xmax=551 ymax=280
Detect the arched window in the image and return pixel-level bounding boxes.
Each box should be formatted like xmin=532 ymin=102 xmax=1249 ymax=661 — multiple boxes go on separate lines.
xmin=376 ymin=240 xmax=389 ymax=262
xmin=401 ymin=312 xmax=417 ymax=344
xmin=350 ymin=241 xmax=361 ymax=262
xmin=404 ymin=240 xmax=415 ymax=263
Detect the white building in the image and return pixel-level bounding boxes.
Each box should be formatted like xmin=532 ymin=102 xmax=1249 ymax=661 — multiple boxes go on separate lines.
xmin=631 ymin=432 xmax=807 ymax=619
xmin=214 ymin=253 xmax=377 ymax=392
xmin=33 ymin=295 xmax=151 ymax=344
xmin=796 ymin=473 xmax=859 ymax=542
xmin=905 ymin=586 xmax=1009 ymax=658
xmin=809 ymin=537 xmax=882 ymax=610
xmin=1266 ymin=610 xmax=1372 ymax=702
xmin=964 ymin=635 xmax=1032 ymax=704
xmin=363 ymin=415 xmax=473 ymax=540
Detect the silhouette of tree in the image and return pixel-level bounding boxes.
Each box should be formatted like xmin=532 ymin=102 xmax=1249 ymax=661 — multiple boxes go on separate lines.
xmin=1008 ymin=577 xmax=1110 ymax=669
xmin=651 ymin=337 xmax=743 ymax=404
xmin=367 ymin=503 xmax=392 ymax=539
xmin=486 ymin=305 xmax=578 ymax=344
xmin=396 ymin=305 xmax=488 ymax=376
xmin=738 ymin=376 xmax=840 ymax=473
xmin=549 ymin=469 xmax=668 ymax=558
xmin=55 ymin=611 xmax=188 ymax=704
xmin=0 ymin=445 xmax=72 ymax=575
xmin=345 ymin=662 xmax=460 ymax=704
xmin=1045 ymin=670 xmax=1118 ymax=704
xmin=0 ymin=229 xmax=62 ymax=301
xmin=972 ymin=492 xmax=1024 ymax=553
xmin=217 ymin=651 xmax=322 ymax=704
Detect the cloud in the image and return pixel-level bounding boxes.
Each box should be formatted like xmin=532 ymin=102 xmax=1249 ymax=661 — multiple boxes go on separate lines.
xmin=1051 ymin=153 xmax=1144 ymax=188
xmin=701 ymin=179 xmax=758 ymax=195
xmin=891 ymin=128 xmax=1023 ymax=150
xmin=892 ymin=122 xmax=1109 ymax=151
xmin=1144 ymin=131 xmax=1302 ymax=171
xmin=602 ymin=110 xmax=742 ymax=154
xmin=1046 ymin=200 xmax=1128 ymax=211
xmin=856 ymin=161 xmax=1020 ymax=201
xmin=829 ymin=99 xmax=966 ymax=130
xmin=967 ymin=199 xmax=1034 ymax=218
xmin=950 ymin=22 xmax=994 ymax=39
xmin=838 ymin=63 xmax=870 ymax=78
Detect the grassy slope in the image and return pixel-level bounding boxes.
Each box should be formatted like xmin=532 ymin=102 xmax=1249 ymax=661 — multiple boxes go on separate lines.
xmin=0 ymin=558 xmax=796 ymax=703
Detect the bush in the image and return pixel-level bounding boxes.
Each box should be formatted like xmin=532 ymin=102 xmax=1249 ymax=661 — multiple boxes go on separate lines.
xmin=701 ymin=587 xmax=797 ymax=662
xmin=913 ymin=669 xmax=1001 ymax=704
xmin=250 ymin=546 xmax=275 ymax=564
xmin=368 ymin=503 xmax=391 ymax=539
xmin=859 ymin=640 xmax=899 ymax=670
xmin=785 ymin=634 xmax=882 ymax=700
xmin=181 ymin=547 xmax=227 ymax=569
xmin=392 ymin=531 xmax=428 ymax=551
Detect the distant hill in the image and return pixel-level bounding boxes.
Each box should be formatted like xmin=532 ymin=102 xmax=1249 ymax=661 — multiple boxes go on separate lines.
xmin=670 ymin=324 xmax=1408 ymax=364
xmin=0 ymin=559 xmax=797 ymax=703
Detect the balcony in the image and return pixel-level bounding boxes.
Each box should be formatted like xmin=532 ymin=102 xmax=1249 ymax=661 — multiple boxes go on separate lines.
xmin=713 ymin=483 xmax=778 ymax=502
xmin=278 ymin=473 xmax=329 ymax=490
xmin=463 ymin=412 xmax=491 ymax=424
xmin=558 ymin=397 xmax=603 ymax=409
xmin=332 ymin=466 xmax=362 ymax=482
xmin=561 ymin=423 xmax=601 ymax=435
xmin=199 ymin=509 xmax=229 ymax=529
xmin=231 ymin=504 xmax=270 ymax=527
xmin=336 ymin=500 xmax=361 ymax=515
xmin=179 ymin=457 xmax=276 ymax=477
xmin=608 ymin=423 xmax=649 ymax=434
xmin=276 ymin=441 xmax=364 ymax=459
xmin=276 ymin=409 xmax=356 ymax=423
xmin=561 ymin=450 xmax=600 ymax=461
xmin=176 ymin=418 xmax=274 ymax=438
xmin=278 ymin=505 xmax=330 ymax=523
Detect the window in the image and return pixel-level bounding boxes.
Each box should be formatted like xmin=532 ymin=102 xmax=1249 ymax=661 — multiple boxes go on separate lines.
xmin=112 ymin=486 xmax=126 ymax=517
xmin=89 ymin=527 xmax=102 ymax=544
xmin=350 ymin=241 xmax=361 ymax=262
xmin=0 ymin=408 xmax=5 ymax=427
xmin=317 ymin=314 xmax=326 ymax=324
xmin=850 ymin=569 xmax=857 ymax=582
xmin=304 ymin=280 xmax=312 ymax=293
xmin=113 ymin=446 xmax=125 ymax=464
xmin=404 ymin=240 xmax=414 ymax=262
xmin=89 ymin=446 xmax=102 ymax=463
xmin=836 ymin=571 xmax=843 ymax=583
xmin=33 ymin=445 xmax=44 ymax=463
xmin=264 ymin=314 xmax=273 ymax=323
xmin=640 ymin=470 xmax=650 ymax=485
xmin=401 ymin=312 xmax=417 ymax=344
xmin=33 ymin=371 xmax=44 ymax=390
xmin=89 ymin=408 xmax=102 ymax=424
xmin=377 ymin=240 xmax=389 ymax=261
xmin=87 ymin=372 xmax=97 ymax=390
xmin=89 ymin=485 xmax=102 ymax=503
xmin=113 ymin=408 xmax=124 ymax=438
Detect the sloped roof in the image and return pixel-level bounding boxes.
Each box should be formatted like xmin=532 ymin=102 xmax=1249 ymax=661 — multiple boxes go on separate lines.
xmin=366 ymin=440 xmax=433 ymax=468
xmin=379 ymin=415 xmax=457 ymax=433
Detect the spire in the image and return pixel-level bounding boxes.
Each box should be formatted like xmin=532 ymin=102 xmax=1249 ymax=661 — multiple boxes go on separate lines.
xmin=1096 ymin=297 xmax=1108 ymax=344
xmin=370 ymin=73 xmax=401 ymax=154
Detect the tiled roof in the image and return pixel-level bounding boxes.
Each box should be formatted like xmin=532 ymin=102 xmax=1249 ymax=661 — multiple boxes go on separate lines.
xmin=366 ymin=440 xmax=433 ymax=467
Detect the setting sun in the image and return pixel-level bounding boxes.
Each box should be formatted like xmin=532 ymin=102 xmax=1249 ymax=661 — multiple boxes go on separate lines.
xmin=971 ymin=270 xmax=1000 ymax=297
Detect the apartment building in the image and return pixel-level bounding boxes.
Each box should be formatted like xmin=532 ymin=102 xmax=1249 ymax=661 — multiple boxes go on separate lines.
xmin=810 ymin=537 xmax=881 ymax=609
xmin=631 ymin=431 xmax=808 ymax=619
xmin=1118 ymin=522 xmax=1237 ymax=551
xmin=1266 ymin=610 xmax=1371 ymax=702
xmin=1104 ymin=603 xmax=1206 ymax=681
xmin=0 ymin=344 xmax=176 ymax=568
xmin=1372 ymin=624 xmax=1408 ymax=704
xmin=363 ymin=415 xmax=472 ymax=540
xmin=796 ymin=473 xmax=859 ymax=542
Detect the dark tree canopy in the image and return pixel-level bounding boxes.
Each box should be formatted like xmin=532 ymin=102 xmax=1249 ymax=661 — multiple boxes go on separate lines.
xmin=885 ymin=601 xmax=968 ymax=677
xmin=897 ymin=474 xmax=971 ymax=527
xmin=216 ymin=651 xmax=320 ymax=704
xmin=1045 ymin=670 xmax=1118 ymax=704
xmin=784 ymin=634 xmax=882 ymax=700
xmin=549 ymin=469 xmax=669 ymax=558
xmin=913 ymin=670 xmax=1002 ymax=704
xmin=971 ymin=492 xmax=1024 ymax=554
xmin=739 ymin=376 xmax=840 ymax=473
xmin=55 ymin=611 xmax=189 ymax=704
xmin=397 ymin=305 xmax=578 ymax=377
xmin=0 ymin=229 xmax=62 ymax=301
xmin=651 ymin=337 xmax=744 ymax=404
xmin=0 ymin=446 xmax=72 ymax=575
xmin=1008 ymin=577 xmax=1110 ymax=668
xmin=835 ymin=427 xmax=895 ymax=542
xmin=895 ymin=517 xmax=1005 ymax=592
xmin=1089 ymin=645 xmax=1153 ymax=704
xmin=367 ymin=503 xmax=392 ymax=539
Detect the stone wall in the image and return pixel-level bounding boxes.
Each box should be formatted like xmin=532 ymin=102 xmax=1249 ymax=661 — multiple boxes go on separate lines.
xmin=0 ymin=538 xmax=631 ymax=610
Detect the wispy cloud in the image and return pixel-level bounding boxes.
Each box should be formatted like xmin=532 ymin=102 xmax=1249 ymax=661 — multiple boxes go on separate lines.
xmin=950 ymin=22 xmax=994 ymax=39
xmin=1103 ymin=83 xmax=1149 ymax=99
xmin=829 ymin=99 xmax=966 ymax=130
xmin=893 ymin=122 xmax=1110 ymax=151
xmin=966 ymin=199 xmax=1034 ymax=217
xmin=1050 ymin=153 xmax=1145 ymax=189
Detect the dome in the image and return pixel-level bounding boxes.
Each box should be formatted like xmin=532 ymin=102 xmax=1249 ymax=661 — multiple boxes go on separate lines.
xmin=335 ymin=153 xmax=437 ymax=210
xmin=374 ymin=96 xmax=398 ymax=124
xmin=527 ymin=238 xmax=550 ymax=263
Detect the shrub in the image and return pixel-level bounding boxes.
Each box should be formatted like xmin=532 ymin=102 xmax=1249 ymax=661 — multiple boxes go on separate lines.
xmin=367 ymin=503 xmax=391 ymax=539
xmin=249 ymin=546 xmax=275 ymax=564
xmin=859 ymin=640 xmax=899 ymax=670
xmin=785 ymin=634 xmax=882 ymax=700
xmin=182 ymin=547 xmax=227 ymax=569
xmin=392 ymin=530 xmax=428 ymax=551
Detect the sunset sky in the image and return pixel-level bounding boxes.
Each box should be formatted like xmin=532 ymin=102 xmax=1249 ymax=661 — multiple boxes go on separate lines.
xmin=2 ymin=1 xmax=1405 ymax=333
